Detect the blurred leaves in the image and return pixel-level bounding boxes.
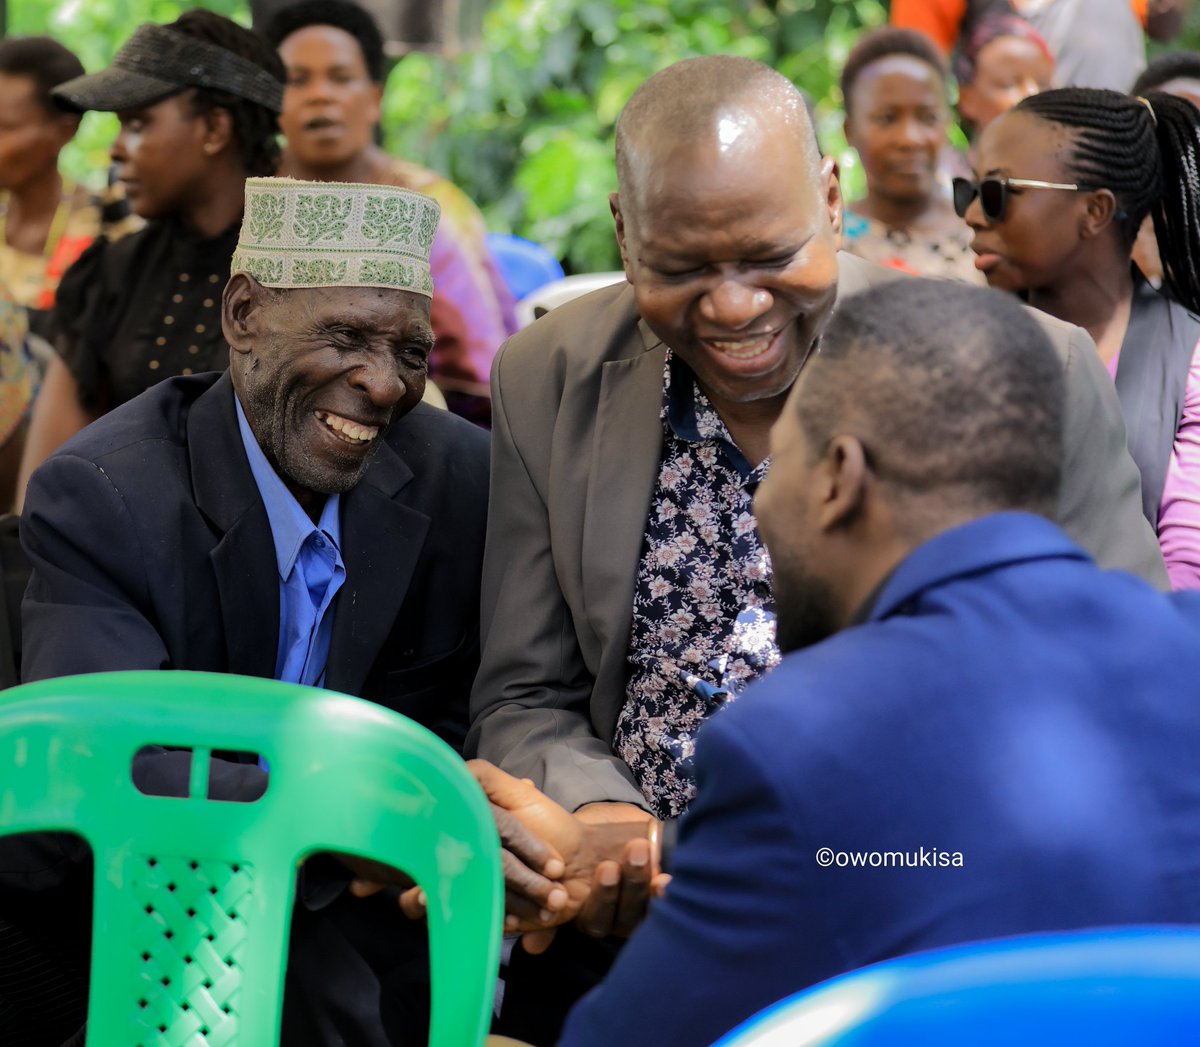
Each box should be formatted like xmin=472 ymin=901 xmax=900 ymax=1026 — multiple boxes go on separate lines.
xmin=380 ymin=0 xmax=889 ymax=272
xmin=17 ymin=0 xmax=883 ymax=271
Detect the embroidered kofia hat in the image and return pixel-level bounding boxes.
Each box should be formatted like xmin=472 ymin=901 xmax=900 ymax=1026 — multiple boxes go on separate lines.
xmin=52 ymin=23 xmax=284 ymax=114
xmin=230 ymin=178 xmax=441 ymax=297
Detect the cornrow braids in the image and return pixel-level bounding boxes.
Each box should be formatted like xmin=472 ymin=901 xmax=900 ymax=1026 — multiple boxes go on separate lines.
xmin=167 ymin=10 xmax=285 ymax=177
xmin=1015 ymin=86 xmax=1200 ymax=313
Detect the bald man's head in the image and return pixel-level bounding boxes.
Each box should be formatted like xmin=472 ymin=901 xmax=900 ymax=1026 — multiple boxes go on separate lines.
xmin=615 ymin=56 xmax=822 ymax=217
xmin=607 ymin=56 xmax=842 ymax=422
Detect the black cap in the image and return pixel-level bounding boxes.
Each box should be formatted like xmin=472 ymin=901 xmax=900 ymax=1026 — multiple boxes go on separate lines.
xmin=52 ymin=24 xmax=283 ymax=114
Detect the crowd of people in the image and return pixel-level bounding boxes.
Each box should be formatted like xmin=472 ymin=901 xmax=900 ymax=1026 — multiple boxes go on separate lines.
xmin=1 ymin=3 xmax=1199 ymax=1046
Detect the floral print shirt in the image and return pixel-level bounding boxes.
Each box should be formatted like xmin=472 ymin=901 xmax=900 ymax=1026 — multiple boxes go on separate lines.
xmin=614 ymin=352 xmax=780 ymax=818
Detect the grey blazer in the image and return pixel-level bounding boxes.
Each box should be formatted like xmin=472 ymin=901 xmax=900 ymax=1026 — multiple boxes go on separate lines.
xmin=467 ymin=252 xmax=1167 ymax=811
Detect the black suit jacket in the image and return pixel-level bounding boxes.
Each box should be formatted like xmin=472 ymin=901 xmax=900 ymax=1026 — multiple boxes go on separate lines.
xmin=21 ymin=370 xmax=488 ymax=748
xmin=10 ymin=371 xmax=490 ymax=1045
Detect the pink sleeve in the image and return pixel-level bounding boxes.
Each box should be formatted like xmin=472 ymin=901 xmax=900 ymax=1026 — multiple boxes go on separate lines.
xmin=427 ymin=218 xmax=518 ymax=392
xmin=1157 ymin=336 xmax=1200 ymax=589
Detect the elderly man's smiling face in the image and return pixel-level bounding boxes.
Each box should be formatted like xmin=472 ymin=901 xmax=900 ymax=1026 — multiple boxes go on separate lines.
xmin=224 ymin=277 xmax=433 ymax=509
xmin=613 ymin=108 xmax=842 ymax=417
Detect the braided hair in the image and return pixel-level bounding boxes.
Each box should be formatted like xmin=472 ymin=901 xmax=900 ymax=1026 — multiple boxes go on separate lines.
xmin=167 ymin=10 xmax=285 ymax=177
xmin=1015 ymin=86 xmax=1200 ymax=313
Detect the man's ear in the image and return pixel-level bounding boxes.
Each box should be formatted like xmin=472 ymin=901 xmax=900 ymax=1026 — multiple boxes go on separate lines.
xmin=611 ymin=192 xmax=634 ymax=283
xmin=821 ymin=155 xmax=844 ymax=244
xmin=222 ymin=273 xmax=265 ymax=354
xmin=816 ymin=434 xmax=869 ymax=532
xmin=1080 ymin=188 xmax=1119 ymax=239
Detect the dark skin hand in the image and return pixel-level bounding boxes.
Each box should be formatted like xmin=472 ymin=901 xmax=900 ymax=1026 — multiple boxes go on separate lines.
xmin=348 ymin=797 xmax=570 ymax=930
xmin=459 ymin=760 xmax=671 ymax=953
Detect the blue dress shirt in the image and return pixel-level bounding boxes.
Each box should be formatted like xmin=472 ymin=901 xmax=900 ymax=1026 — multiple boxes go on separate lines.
xmin=235 ymin=399 xmax=346 ymax=687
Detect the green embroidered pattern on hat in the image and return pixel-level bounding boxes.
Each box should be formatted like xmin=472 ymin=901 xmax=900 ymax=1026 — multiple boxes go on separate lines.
xmin=362 ymin=195 xmax=416 ymax=246
xmin=231 ymin=177 xmax=440 ymax=295
xmin=293 ymin=258 xmax=349 ymax=285
xmin=245 ymin=192 xmax=285 ymax=243
xmin=295 ymin=194 xmax=352 ymax=245
xmin=237 ymin=254 xmax=285 ymax=287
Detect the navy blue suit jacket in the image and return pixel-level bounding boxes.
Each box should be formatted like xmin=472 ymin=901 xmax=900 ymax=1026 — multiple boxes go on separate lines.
xmin=21 ymin=370 xmax=489 ymax=746
xmin=560 ymin=513 xmax=1200 ymax=1047
xmin=12 ymin=372 xmax=490 ymax=1044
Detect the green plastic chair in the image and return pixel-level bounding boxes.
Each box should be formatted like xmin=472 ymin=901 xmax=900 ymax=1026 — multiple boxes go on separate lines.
xmin=0 ymin=670 xmax=503 ymax=1047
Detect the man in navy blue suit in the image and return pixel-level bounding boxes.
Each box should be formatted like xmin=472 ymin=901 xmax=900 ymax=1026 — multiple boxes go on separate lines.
xmin=476 ymin=277 xmax=1200 ymax=1047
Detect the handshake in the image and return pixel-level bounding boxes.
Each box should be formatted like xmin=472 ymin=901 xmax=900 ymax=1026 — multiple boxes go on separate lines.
xmin=348 ymin=761 xmax=672 ymax=953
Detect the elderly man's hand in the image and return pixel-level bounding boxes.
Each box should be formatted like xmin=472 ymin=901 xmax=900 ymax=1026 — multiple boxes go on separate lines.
xmin=389 ymin=779 xmax=572 ymax=928
xmin=466 ymin=761 xmax=669 ymax=953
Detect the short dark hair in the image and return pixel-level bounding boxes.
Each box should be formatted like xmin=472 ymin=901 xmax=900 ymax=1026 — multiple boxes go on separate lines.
xmin=0 ymin=36 xmax=85 ymax=116
xmin=841 ymin=26 xmax=948 ymax=115
xmin=166 ymin=10 xmax=285 ymax=177
xmin=1131 ymin=51 xmax=1200 ymax=96
xmin=262 ymin=0 xmax=386 ymax=83
xmin=796 ymin=278 xmax=1063 ymax=519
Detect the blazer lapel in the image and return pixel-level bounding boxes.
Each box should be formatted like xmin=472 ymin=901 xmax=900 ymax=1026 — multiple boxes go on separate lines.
xmin=581 ymin=330 xmax=665 ymax=724
xmin=325 ymin=439 xmax=428 ymax=697
xmin=188 ymin=373 xmax=279 ymax=680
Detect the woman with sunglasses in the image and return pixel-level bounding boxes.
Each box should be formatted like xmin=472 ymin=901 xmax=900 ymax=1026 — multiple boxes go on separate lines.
xmin=960 ymin=86 xmax=1200 ymax=588
xmin=839 ymin=27 xmax=985 ymax=284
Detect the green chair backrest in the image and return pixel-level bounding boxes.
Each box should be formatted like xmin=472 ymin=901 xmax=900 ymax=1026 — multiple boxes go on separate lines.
xmin=0 ymin=670 xmax=502 ymax=1047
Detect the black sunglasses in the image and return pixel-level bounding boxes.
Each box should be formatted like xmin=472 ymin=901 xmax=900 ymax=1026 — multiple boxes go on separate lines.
xmin=952 ymin=176 xmax=1093 ymax=222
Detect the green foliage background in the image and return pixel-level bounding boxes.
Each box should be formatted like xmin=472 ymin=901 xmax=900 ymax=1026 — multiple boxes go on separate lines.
xmin=9 ymin=0 xmax=887 ymax=273
xmin=10 ymin=0 xmax=1200 ymax=272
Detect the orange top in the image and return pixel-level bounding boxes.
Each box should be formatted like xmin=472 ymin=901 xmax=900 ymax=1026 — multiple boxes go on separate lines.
xmin=892 ymin=0 xmax=1149 ymax=53
xmin=890 ymin=0 xmax=967 ymax=53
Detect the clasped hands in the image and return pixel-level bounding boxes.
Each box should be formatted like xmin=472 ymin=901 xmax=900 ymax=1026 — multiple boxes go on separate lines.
xmin=347 ymin=760 xmax=670 ymax=954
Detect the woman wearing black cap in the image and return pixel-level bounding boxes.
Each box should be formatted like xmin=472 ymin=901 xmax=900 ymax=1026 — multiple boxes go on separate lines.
xmin=15 ymin=9 xmax=284 ymax=508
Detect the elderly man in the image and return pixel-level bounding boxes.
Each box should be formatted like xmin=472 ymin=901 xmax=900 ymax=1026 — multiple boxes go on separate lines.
xmin=468 ymin=53 xmax=1166 ymax=1036
xmin=11 ymin=178 xmax=489 ymax=1044
xmin=479 ymin=278 xmax=1200 ymax=1047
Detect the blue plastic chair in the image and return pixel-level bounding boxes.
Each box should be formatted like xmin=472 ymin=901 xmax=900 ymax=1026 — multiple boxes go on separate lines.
xmin=0 ymin=671 xmax=503 ymax=1047
xmin=486 ymin=233 xmax=565 ymax=300
xmin=712 ymin=927 xmax=1200 ymax=1047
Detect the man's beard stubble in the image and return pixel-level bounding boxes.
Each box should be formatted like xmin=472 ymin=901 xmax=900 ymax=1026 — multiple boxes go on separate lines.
xmin=773 ymin=558 xmax=840 ymax=655
xmin=241 ymin=361 xmax=382 ymax=497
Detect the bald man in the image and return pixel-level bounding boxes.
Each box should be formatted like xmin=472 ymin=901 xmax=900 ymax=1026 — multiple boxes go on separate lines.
xmin=468 ymin=54 xmax=1165 ymax=1036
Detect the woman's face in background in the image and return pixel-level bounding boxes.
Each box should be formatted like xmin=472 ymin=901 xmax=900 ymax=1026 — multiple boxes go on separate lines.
xmin=959 ymin=35 xmax=1054 ymax=134
xmin=845 ymin=55 xmax=948 ymax=208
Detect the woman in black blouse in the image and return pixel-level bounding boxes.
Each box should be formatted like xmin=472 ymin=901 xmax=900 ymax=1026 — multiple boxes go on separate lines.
xmin=15 ymin=10 xmax=284 ymax=508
